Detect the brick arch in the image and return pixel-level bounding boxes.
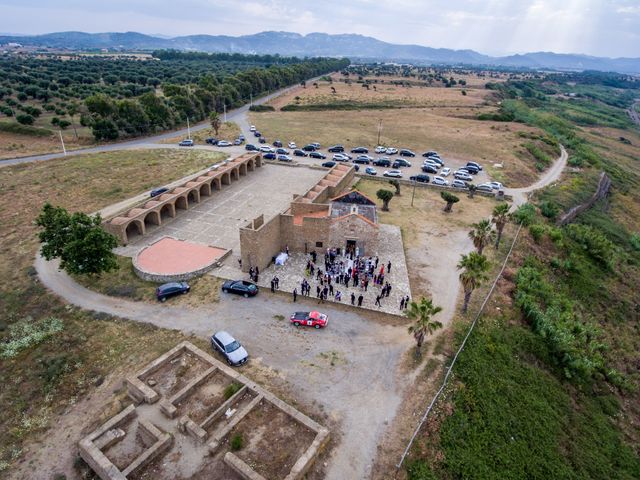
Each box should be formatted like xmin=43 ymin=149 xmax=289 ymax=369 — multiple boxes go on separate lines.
xmin=239 ymin=162 xmax=247 ymax=176
xmin=211 ymin=176 xmax=222 ymax=190
xmin=247 ymin=158 xmax=255 ymax=171
xmin=221 ymin=172 xmax=231 ymax=185
xmin=175 ymin=196 xmax=188 ymax=211
xmin=187 ymin=189 xmax=199 ymax=205
xmin=143 ymin=211 xmax=161 ymax=229
xmin=199 ymin=182 xmax=211 ymax=197
xmin=125 ymin=220 xmax=144 ymax=243
xmin=231 ymin=167 xmax=240 ymax=181
xmin=160 ymin=203 xmax=175 ymax=221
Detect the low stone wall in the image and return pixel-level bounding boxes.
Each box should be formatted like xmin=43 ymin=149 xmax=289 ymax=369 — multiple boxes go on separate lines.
xmin=556 ymin=171 xmax=611 ymax=226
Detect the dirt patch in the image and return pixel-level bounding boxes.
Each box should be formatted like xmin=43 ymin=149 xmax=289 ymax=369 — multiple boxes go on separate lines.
xmin=100 ymin=418 xmax=151 ymax=472
xmin=141 ymin=351 xmax=211 ymax=398
xmin=175 ymin=370 xmax=234 ymax=424
xmin=225 ymin=400 xmax=316 ymax=479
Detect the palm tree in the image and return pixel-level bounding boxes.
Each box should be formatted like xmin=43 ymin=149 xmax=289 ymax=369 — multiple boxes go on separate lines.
xmin=457 ymin=252 xmax=490 ymax=313
xmin=376 ymin=189 xmax=394 ymax=211
xmin=492 ymin=203 xmax=511 ymax=248
xmin=468 ymin=219 xmax=495 ymax=255
xmin=407 ymin=297 xmax=443 ymax=357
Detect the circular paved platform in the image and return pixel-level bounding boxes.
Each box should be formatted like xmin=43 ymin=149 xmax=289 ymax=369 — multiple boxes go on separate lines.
xmin=134 ymin=237 xmax=228 ymax=282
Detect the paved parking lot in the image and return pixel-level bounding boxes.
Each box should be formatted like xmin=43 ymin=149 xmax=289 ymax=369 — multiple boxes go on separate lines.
xmin=116 ymin=163 xmax=326 ymax=258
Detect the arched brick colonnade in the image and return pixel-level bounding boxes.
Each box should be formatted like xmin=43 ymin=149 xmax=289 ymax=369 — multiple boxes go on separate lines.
xmin=104 ymin=153 xmax=262 ymax=244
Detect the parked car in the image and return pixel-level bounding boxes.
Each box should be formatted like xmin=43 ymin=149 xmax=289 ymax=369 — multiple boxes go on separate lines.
xmin=259 ymin=145 xmax=274 ymax=153
xmin=432 ymin=176 xmax=448 ymax=186
xmin=427 ymin=156 xmax=444 ymax=166
xmin=464 ymin=164 xmax=480 ymax=175
xmin=293 ymin=149 xmax=308 ymax=157
xmin=290 ymin=311 xmax=328 ymax=329
xmin=409 ymin=174 xmax=430 ymax=183
xmin=393 ymin=158 xmax=412 ymax=168
xmin=273 ymin=140 xmax=283 ymax=147
xmin=205 ymin=137 xmax=218 ymax=145
xmin=422 ymin=151 xmax=439 ymax=157
xmin=211 ymin=331 xmax=248 ymax=366
xmin=156 ymin=282 xmax=190 ymax=302
xmin=250 ymin=125 xmax=256 ymax=131
xmin=253 ymin=131 xmax=261 ymax=137
xmin=309 ymin=151 xmax=327 ymax=159
xmin=451 ymin=179 xmax=469 ymax=189
xmin=258 ymin=137 xmax=266 ymax=144
xmin=385 ymin=147 xmax=398 ymax=155
xmin=263 ymin=152 xmax=276 ymax=160
xmin=466 ymin=161 xmax=483 ymax=171
xmin=454 ymin=171 xmax=473 ymax=181
xmin=275 ymin=148 xmax=289 ymax=155
xmin=217 ymin=140 xmax=232 ymax=147
xmin=310 ymin=142 xmax=321 ymax=149
xmin=365 ymin=166 xmax=378 ymax=175
xmin=333 ymin=153 xmax=350 ymax=162
xmin=179 ymin=139 xmax=194 ymax=147
xmin=476 ymin=184 xmax=494 ymax=193
xmin=328 ymin=145 xmax=345 ymax=152
xmin=288 ymin=142 xmax=297 ymax=149
xmin=374 ymin=157 xmax=391 ymax=167
xmin=354 ymin=155 xmax=372 ymax=164
xmin=383 ymin=169 xmax=403 ymax=178
xmin=322 ymin=161 xmax=336 ymax=168
xmin=423 ymin=160 xmax=440 ymax=169
xmin=489 ymin=181 xmax=504 ymax=190
xmin=440 ymin=167 xmax=451 ymax=176
xmin=422 ymin=164 xmax=438 ymax=174
xmin=238 ymin=135 xmax=245 ymax=141
xmin=245 ymin=144 xmax=259 ymax=151
xmin=351 ymin=146 xmax=369 ymax=154
xmin=374 ymin=146 xmax=387 ymax=154
xmin=222 ymin=280 xmax=259 ymax=297
xmin=233 ymin=139 xmax=242 ymax=145
xmin=278 ymin=154 xmax=293 ymax=162
xmin=302 ymin=144 xmax=317 ymax=152
xmin=150 ymin=187 xmax=168 ymax=198
xmin=399 ymin=149 xmax=416 ymax=157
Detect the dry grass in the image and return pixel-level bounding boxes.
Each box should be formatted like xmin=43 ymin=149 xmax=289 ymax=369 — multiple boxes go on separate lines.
xmin=159 ymin=122 xmax=241 ymax=145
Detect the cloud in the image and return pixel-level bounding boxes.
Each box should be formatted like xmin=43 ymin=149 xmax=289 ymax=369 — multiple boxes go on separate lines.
xmin=0 ymin=0 xmax=638 ymax=57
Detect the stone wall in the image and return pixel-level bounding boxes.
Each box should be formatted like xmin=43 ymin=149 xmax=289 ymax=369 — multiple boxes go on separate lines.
xmin=329 ymin=214 xmax=379 ymax=256
xmin=556 ymin=171 xmax=611 ymax=226
xmin=239 ymin=213 xmax=283 ymax=272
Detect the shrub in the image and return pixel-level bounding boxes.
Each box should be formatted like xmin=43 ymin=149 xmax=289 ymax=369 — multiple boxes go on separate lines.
xmin=230 ymin=434 xmax=244 ymax=451
xmin=512 ymin=203 xmax=536 ymax=226
xmin=0 ymin=317 xmax=64 ymax=359
xmin=16 ymin=113 xmax=35 ymax=125
xmin=0 ymin=121 xmax=51 ymax=137
xmin=565 ymin=224 xmax=616 ymax=269
xmin=631 ymin=233 xmax=640 ymax=252
xmin=539 ymin=200 xmax=559 ymax=219
xmin=248 ymin=104 xmax=274 ymax=112
xmin=224 ymin=382 xmax=242 ymax=400
xmin=529 ymin=224 xmax=546 ymax=243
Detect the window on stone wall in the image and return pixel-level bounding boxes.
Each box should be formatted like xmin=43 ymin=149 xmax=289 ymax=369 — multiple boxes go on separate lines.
xmin=316 ymin=241 xmax=323 ymax=248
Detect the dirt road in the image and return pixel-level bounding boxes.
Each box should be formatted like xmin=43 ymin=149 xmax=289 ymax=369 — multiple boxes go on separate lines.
xmin=35 ymin=255 xmax=412 ymax=480
xmin=506 ymin=145 xmax=567 ymax=206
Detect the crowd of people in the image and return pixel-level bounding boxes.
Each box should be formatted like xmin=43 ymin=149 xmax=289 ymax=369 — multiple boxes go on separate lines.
xmin=265 ymin=247 xmax=409 ymax=311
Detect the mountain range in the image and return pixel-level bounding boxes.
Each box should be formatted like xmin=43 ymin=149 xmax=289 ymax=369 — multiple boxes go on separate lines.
xmin=2 ymin=30 xmax=639 ymax=74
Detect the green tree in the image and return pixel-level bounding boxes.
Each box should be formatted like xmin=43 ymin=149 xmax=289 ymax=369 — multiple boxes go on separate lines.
xmin=209 ymin=111 xmax=221 ymax=135
xmin=469 ymin=219 xmax=496 ymax=255
xmin=389 ymin=179 xmax=401 ymax=195
xmin=441 ymin=191 xmax=460 ymax=212
xmin=467 ymin=184 xmax=477 ymax=199
xmin=376 ymin=189 xmax=394 ymax=211
xmin=407 ymin=297 xmax=443 ymax=357
xmin=16 ymin=113 xmax=34 ymax=125
xmin=36 ymin=203 xmax=119 ymax=276
xmin=91 ymin=118 xmax=119 ymax=141
xmin=492 ymin=203 xmax=511 ymax=248
xmin=512 ymin=203 xmax=536 ymax=226
xmin=458 ymin=252 xmax=491 ymax=313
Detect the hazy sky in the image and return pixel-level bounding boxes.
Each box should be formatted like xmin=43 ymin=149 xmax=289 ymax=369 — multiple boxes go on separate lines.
xmin=1 ymin=0 xmax=639 ymax=57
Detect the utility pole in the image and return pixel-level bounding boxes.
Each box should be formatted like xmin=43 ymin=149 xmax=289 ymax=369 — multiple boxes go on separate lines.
xmin=250 ymin=93 xmax=253 ymax=107
xmin=223 ymin=104 xmax=227 ymax=122
xmin=187 ymin=117 xmax=191 ymax=140
xmin=59 ymin=130 xmax=67 ymax=156
xmin=411 ymin=179 xmax=417 ymax=207
xmin=377 ymin=118 xmax=383 ymax=146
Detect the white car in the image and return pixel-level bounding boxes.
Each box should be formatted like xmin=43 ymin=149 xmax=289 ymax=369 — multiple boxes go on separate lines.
xmin=432 ymin=176 xmax=449 ymax=186
xmin=288 ymin=142 xmax=297 ymax=149
xmin=383 ymin=169 xmax=403 ymax=178
xmin=333 ymin=153 xmax=350 ymax=162
xmin=217 ymin=140 xmax=232 ymax=147
xmin=423 ymin=160 xmax=440 ymax=168
xmin=489 ymin=181 xmax=504 ymax=190
xmin=386 ymin=147 xmax=398 ymax=155
xmin=375 ymin=146 xmax=387 ymax=154
xmin=249 ymin=125 xmax=256 ymax=132
xmin=441 ymin=167 xmax=451 ymax=177
xmin=259 ymin=145 xmax=274 ymax=153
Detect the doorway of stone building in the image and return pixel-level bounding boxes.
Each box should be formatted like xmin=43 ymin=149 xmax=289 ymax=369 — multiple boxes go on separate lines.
xmin=346 ymin=239 xmax=357 ymax=256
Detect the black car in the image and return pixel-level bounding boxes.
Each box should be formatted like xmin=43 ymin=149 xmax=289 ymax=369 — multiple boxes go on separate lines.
xmin=393 ymin=159 xmax=412 ymax=168
xmin=302 ymin=144 xmax=317 ymax=152
xmin=373 ymin=158 xmax=391 ymax=167
xmin=263 ymin=152 xmax=276 ymax=160
xmin=310 ymin=151 xmax=327 ymax=159
xmin=275 ymin=148 xmax=289 ymax=155
xmin=399 ymin=149 xmax=416 ymax=157
xmin=156 ymin=282 xmax=190 ymax=302
xmin=245 ymin=144 xmax=259 ymax=151
xmin=466 ymin=161 xmax=483 ymax=171
xmin=354 ymin=157 xmax=371 ymax=165
xmin=222 ymin=280 xmax=259 ymax=297
xmin=258 ymin=137 xmax=266 ymax=144
xmin=205 ymin=137 xmax=218 ymax=145
xmin=465 ymin=165 xmax=480 ymax=174
xmin=293 ymin=149 xmax=308 ymax=157
xmin=322 ymin=161 xmax=337 ymax=168
xmin=422 ymin=151 xmax=439 ymax=157
xmin=273 ymin=140 xmax=283 ymax=147
xmin=328 ymin=145 xmax=345 ymax=152
xmin=410 ymin=174 xmax=430 ymax=183
xmin=351 ymin=146 xmax=369 ymax=154
xmin=150 ymin=187 xmax=169 ymax=198
xmin=254 ymin=131 xmax=261 ymax=137
xmin=422 ymin=164 xmax=438 ymax=174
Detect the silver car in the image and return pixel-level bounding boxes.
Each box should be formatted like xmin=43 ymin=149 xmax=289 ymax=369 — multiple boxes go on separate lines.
xmin=211 ymin=331 xmax=248 ymax=366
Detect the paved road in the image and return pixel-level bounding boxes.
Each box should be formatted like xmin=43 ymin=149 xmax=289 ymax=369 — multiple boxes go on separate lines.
xmin=0 ymin=78 xmax=321 ymax=168
xmin=629 ymin=99 xmax=640 ymax=127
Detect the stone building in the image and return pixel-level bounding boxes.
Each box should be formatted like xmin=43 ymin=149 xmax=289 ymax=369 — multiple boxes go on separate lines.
xmin=239 ymin=164 xmax=379 ymax=272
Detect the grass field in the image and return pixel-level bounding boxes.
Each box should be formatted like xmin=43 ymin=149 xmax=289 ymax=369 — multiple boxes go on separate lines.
xmin=0 ymin=148 xmax=226 ymax=472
